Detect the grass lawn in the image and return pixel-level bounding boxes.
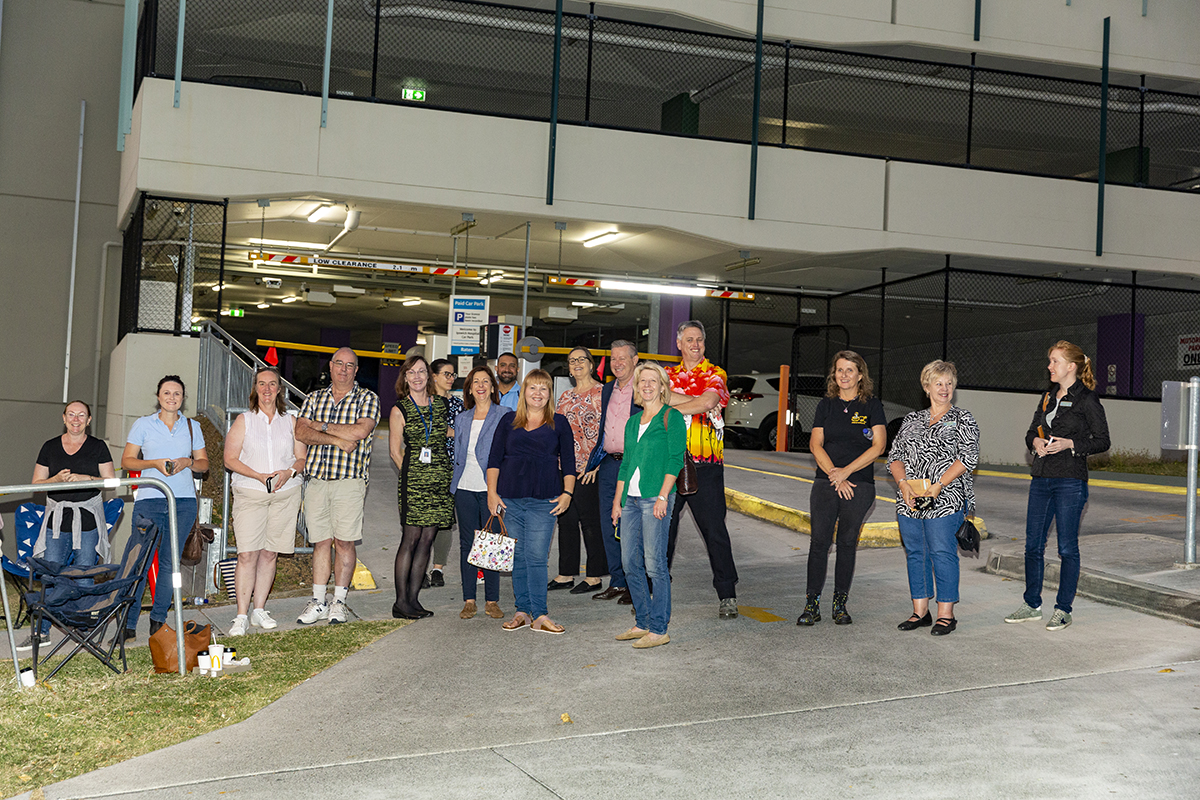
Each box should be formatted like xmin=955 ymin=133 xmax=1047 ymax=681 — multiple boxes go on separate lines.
xmin=1 ymin=619 xmax=406 ymax=798
xmin=1090 ymin=449 xmax=1188 ymax=477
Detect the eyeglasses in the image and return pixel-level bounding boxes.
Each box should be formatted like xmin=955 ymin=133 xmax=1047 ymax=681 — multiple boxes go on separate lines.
xmin=568 ymin=357 xmax=591 ymax=365
xmin=438 ymin=371 xmax=456 ymax=378
xmin=331 ymin=360 xmax=358 ymax=370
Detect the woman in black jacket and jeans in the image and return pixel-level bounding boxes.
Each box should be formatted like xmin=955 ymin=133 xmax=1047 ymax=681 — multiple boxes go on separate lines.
xmin=1005 ymin=340 xmax=1110 ymax=632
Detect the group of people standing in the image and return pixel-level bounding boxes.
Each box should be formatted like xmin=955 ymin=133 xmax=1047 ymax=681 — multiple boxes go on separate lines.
xmin=18 ymin=330 xmax=1108 ymax=652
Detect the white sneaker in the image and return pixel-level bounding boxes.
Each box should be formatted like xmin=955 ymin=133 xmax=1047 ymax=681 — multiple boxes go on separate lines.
xmin=298 ymin=598 xmax=329 ymax=625
xmin=249 ymin=608 xmax=278 ymax=629
xmin=228 ymin=616 xmax=249 ymax=637
xmin=327 ymin=598 xmax=347 ymax=624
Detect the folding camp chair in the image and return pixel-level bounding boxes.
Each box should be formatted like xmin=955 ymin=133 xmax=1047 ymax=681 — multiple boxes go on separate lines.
xmin=26 ymin=512 xmax=160 ymax=680
xmin=3 ymin=499 xmax=124 ymax=631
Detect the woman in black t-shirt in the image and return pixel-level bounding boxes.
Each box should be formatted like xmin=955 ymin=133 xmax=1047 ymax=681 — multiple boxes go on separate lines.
xmin=23 ymin=401 xmax=116 ymax=648
xmin=798 ymin=352 xmax=886 ymax=627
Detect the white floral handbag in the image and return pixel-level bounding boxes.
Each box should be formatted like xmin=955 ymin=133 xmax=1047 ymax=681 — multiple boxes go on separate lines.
xmin=467 ymin=514 xmax=516 ymax=573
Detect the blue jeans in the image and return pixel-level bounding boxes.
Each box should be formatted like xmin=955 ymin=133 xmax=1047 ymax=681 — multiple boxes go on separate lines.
xmin=125 ymin=497 xmax=198 ymax=630
xmin=455 ymin=490 xmax=500 ymax=603
xmin=504 ymin=497 xmax=558 ymax=620
xmin=898 ymin=511 xmax=963 ymax=604
xmin=1024 ymin=477 xmax=1088 ymax=614
xmin=38 ymin=527 xmax=100 ymax=635
xmin=621 ymin=494 xmax=676 ymax=635
xmin=596 ymin=456 xmax=626 ymax=589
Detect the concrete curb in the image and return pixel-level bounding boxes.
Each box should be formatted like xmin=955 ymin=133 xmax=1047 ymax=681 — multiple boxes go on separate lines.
xmin=725 ymin=488 xmax=991 ymax=549
xmin=986 ymin=549 xmax=1200 ymax=627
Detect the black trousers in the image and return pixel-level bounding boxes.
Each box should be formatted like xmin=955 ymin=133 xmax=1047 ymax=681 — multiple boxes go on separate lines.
xmin=806 ymin=479 xmax=875 ymax=596
xmin=557 ymin=479 xmax=608 ymax=578
xmin=666 ymin=463 xmax=739 ymax=599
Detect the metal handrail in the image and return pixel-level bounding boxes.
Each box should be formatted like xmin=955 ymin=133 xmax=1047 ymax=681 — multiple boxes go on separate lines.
xmin=1 ymin=477 xmax=186 ymax=687
xmin=201 ymin=321 xmax=307 ymax=406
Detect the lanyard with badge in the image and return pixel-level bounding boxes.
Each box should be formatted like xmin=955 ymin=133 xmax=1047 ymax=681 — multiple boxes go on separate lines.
xmin=414 ymin=400 xmax=434 ymax=464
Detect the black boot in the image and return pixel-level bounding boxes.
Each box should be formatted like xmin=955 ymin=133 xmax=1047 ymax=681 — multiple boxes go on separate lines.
xmin=832 ymin=592 xmax=852 ymax=625
xmin=149 ymin=619 xmax=164 ymax=636
xmin=796 ymin=594 xmax=820 ymax=626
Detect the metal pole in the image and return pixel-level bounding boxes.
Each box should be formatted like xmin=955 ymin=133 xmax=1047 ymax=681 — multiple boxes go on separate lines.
xmin=1096 ymin=17 xmax=1110 ymax=257
xmin=93 ymin=242 xmax=121 ymax=417
xmin=546 ymin=0 xmax=564 ymax=205
xmin=966 ymin=53 xmax=976 ymax=165
xmin=878 ymin=267 xmax=887 ymax=399
xmin=1138 ymin=75 xmax=1146 ymax=186
xmin=173 ymin=0 xmax=186 ymax=108
xmin=320 ymin=0 xmax=334 ymax=127
xmin=748 ymin=0 xmax=765 ymax=220
xmin=1129 ymin=271 xmax=1137 ymax=397
xmin=370 ymin=0 xmax=382 ymax=99
xmin=520 ymin=222 xmax=531 ymax=339
xmin=781 ymin=41 xmax=791 ymax=147
xmin=973 ymin=0 xmax=981 ymax=42
xmin=584 ymin=3 xmax=595 ymax=124
xmin=118 ymin=0 xmax=138 ymax=150
xmin=63 ymin=100 xmax=86 ymax=403
xmin=1186 ymin=376 xmax=1199 ymax=565
xmin=1 ymin=549 xmax=20 ymax=686
xmin=942 ymin=255 xmax=951 ymax=361
xmin=451 ymin=236 xmax=458 ymax=295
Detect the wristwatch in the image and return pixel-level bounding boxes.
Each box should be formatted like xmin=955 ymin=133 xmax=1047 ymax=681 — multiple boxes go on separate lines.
xmin=321 ymin=421 xmax=329 ymax=433
xmin=657 ymin=495 xmax=667 ymax=502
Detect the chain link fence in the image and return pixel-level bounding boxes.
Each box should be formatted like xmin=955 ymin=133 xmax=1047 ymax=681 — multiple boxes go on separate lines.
xmin=118 ymin=194 xmax=228 ymax=339
xmin=134 ymin=0 xmax=1200 ymax=193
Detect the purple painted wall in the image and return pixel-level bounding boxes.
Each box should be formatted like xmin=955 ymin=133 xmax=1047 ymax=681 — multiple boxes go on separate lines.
xmin=1096 ymin=313 xmax=1145 ymax=397
xmin=379 ymin=324 xmax=418 ymax=412
xmin=657 ymin=297 xmax=693 ymax=358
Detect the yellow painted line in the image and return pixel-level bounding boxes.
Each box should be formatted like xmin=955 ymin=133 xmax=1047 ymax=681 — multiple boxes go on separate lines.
xmin=726 ymin=463 xmax=897 ymax=504
xmin=725 ymin=488 xmax=901 ymax=547
xmin=737 ymin=605 xmax=788 ymax=623
xmin=975 ymin=469 xmax=1197 ymax=496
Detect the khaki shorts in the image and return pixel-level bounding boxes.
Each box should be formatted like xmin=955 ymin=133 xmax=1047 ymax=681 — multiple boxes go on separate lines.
xmin=303 ymin=477 xmax=366 ymax=543
xmin=232 ymin=485 xmax=302 ymax=554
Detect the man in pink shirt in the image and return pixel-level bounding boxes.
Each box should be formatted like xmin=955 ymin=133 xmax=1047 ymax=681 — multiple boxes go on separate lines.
xmin=586 ymin=340 xmax=640 ymax=602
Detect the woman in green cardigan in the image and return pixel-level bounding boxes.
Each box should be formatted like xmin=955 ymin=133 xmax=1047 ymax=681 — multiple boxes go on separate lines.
xmin=610 ymin=362 xmax=686 ymax=648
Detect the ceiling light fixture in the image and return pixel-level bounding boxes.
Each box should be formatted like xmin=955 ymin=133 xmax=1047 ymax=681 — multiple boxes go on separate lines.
xmin=402 ymin=298 xmax=421 ymax=307
xmin=571 ymin=301 xmax=596 ymax=308
xmin=584 ymin=231 xmax=620 ymax=248
xmin=307 ymin=204 xmax=331 ymax=223
xmin=281 ymin=295 xmax=301 ymax=303
xmin=257 ymin=302 xmax=270 ymax=309
xmin=599 ymin=279 xmax=705 ymax=297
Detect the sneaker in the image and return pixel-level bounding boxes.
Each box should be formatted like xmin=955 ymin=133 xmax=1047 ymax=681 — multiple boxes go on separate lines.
xmin=250 ymin=608 xmax=278 ymax=629
xmin=429 ymin=569 xmax=445 ymax=587
xmin=1004 ymin=603 xmax=1042 ymax=624
xmin=298 ymin=598 xmax=329 ymax=625
xmin=328 ymin=598 xmax=348 ymax=624
xmin=228 ymin=616 xmax=249 ymax=637
xmin=14 ymin=633 xmax=50 ymax=652
xmin=1046 ymin=609 xmax=1072 ymax=631
xmin=718 ymin=598 xmax=738 ymax=620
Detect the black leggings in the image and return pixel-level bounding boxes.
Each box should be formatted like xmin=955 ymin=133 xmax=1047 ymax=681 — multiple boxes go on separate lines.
xmin=806 ymin=479 xmax=875 ymax=596
xmin=394 ymin=524 xmax=438 ymax=615
xmin=556 ymin=480 xmax=608 ymax=578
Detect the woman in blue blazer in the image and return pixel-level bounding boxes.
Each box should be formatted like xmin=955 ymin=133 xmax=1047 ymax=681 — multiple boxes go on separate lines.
xmin=451 ymin=365 xmax=507 ymax=620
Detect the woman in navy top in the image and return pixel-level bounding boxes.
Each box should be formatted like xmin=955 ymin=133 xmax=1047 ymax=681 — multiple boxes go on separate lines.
xmin=487 ymin=369 xmax=577 ymax=634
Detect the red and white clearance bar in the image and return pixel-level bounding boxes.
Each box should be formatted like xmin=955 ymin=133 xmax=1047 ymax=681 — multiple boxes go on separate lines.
xmin=250 ymin=252 xmax=477 ymax=278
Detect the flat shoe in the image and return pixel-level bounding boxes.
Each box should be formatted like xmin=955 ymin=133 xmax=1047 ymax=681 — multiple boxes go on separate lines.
xmin=592 ymin=586 xmax=625 ymax=600
xmin=931 ymin=617 xmax=957 ymax=636
xmin=570 ymin=581 xmax=601 ymax=595
xmin=615 ymin=627 xmax=648 ymax=641
xmin=484 ymin=601 xmax=504 ymax=619
xmin=391 ymin=603 xmax=420 ymax=620
xmin=897 ymin=611 xmax=933 ymax=631
xmin=460 ymin=601 xmax=477 ymax=619
xmin=547 ymin=579 xmax=574 ymax=591
xmin=632 ymin=632 xmax=670 ymax=649
xmin=616 ymin=590 xmax=633 ymax=605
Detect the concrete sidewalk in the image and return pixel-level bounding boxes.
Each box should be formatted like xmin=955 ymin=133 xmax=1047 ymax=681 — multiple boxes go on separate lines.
xmin=16 ymin=437 xmax=1200 ymax=799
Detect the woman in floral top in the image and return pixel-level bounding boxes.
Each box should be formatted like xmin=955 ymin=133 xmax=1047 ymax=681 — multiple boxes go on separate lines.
xmin=886 ymin=360 xmax=980 ymax=636
xmin=549 ymin=347 xmax=608 ymax=594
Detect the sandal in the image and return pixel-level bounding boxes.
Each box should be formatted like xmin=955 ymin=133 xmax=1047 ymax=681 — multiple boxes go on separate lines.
xmin=503 ymin=613 xmax=532 ymax=631
xmin=484 ymin=601 xmax=504 ymax=619
xmin=531 ymin=616 xmax=565 ymax=635
xmin=460 ymin=601 xmax=477 ymax=620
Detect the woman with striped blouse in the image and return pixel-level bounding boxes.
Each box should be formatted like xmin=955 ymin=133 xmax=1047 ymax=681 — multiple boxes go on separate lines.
xmin=886 ymin=360 xmax=980 ymax=636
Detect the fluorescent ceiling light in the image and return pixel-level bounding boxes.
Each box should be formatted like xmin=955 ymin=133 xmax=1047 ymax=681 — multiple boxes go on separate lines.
xmin=307 ymin=204 xmax=332 ymax=223
xmin=572 ymin=301 xmax=596 ymax=308
xmin=257 ymin=302 xmax=270 ymax=309
xmin=584 ymin=231 xmax=620 ymax=248
xmin=599 ymin=279 xmax=705 ymax=297
xmin=249 ymin=237 xmax=329 ymax=250
xmin=281 ymin=296 xmax=301 ymax=303
xmin=402 ymin=298 xmax=421 ymax=307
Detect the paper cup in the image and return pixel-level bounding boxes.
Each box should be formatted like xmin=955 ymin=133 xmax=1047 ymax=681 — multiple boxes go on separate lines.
xmin=19 ymin=669 xmax=35 ymax=688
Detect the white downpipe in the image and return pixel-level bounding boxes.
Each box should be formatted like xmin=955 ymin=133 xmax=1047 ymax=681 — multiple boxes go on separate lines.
xmin=63 ymin=100 xmax=86 ymax=403
xmin=93 ymin=241 xmax=122 ymax=421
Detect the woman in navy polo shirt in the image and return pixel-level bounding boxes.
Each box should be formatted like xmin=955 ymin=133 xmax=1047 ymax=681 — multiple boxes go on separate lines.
xmin=120 ymin=375 xmax=209 ymax=639
xmin=798 ymin=351 xmax=887 ymax=627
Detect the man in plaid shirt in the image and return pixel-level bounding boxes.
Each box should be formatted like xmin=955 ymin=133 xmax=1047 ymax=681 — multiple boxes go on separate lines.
xmin=294 ymin=347 xmax=380 ymax=624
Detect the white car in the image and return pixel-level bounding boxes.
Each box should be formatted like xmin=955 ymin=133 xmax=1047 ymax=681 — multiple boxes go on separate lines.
xmin=725 ymin=372 xmax=912 ymax=451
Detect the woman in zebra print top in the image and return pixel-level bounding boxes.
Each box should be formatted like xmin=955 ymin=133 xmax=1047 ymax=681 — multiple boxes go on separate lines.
xmin=886 ymin=360 xmax=980 ymax=636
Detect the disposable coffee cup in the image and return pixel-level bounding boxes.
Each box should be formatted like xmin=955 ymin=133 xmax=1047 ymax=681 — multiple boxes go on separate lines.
xmin=197 ymin=654 xmax=212 ymax=672
xmin=209 ymin=644 xmax=224 ymax=671
xmin=19 ymin=668 xmax=35 ymax=688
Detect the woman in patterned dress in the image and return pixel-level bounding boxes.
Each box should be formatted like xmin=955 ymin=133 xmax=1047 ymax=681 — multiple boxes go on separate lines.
xmin=548 ymin=347 xmax=608 ymax=594
xmin=425 ymin=358 xmax=464 ymax=588
xmin=886 ymin=360 xmax=980 ymax=636
xmin=388 ymin=356 xmax=453 ymax=619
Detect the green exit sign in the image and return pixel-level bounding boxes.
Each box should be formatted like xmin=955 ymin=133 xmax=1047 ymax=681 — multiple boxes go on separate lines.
xmin=229 ymin=308 xmax=245 ymax=318
xmin=402 ymin=88 xmax=426 ymax=102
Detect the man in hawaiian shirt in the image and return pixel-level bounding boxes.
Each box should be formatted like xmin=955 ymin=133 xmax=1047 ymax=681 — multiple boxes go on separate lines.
xmin=666 ymin=320 xmax=739 ymax=619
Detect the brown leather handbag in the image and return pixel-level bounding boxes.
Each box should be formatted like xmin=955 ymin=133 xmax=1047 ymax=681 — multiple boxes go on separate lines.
xmin=665 ymin=410 xmax=698 ymax=496
xmin=149 ymin=620 xmax=212 ymax=673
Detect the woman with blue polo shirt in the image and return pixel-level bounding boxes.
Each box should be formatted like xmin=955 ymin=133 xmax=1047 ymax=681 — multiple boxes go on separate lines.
xmin=488 ymin=369 xmax=576 ymax=635
xmin=120 ymin=375 xmax=208 ymax=639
